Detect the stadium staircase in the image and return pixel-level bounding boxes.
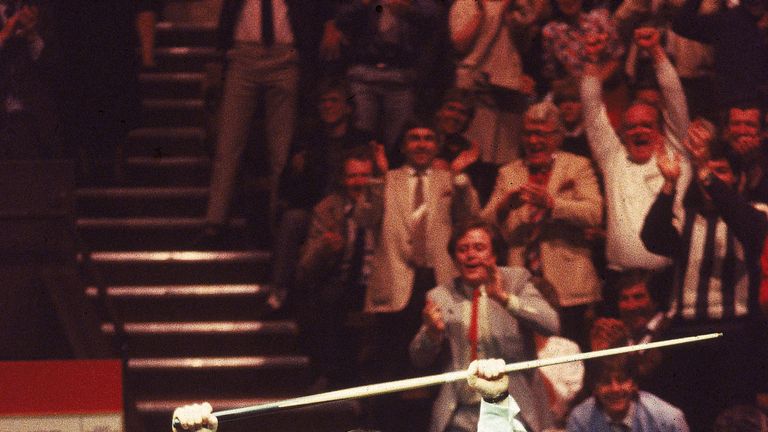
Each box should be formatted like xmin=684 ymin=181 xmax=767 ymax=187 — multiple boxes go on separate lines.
xmin=75 ymin=19 xmax=360 ymax=432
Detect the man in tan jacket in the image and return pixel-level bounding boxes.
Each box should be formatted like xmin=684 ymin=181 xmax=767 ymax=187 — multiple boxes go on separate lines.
xmin=482 ymin=102 xmax=603 ymax=347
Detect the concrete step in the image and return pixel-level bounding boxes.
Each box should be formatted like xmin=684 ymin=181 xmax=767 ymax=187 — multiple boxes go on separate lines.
xmin=137 ymin=397 xmax=362 ymax=432
xmin=142 ymin=98 xmax=205 ymax=128
xmin=121 ymin=156 xmax=211 ymax=187
xmin=126 ymin=355 xmax=311 ymax=399
xmin=127 ymin=127 xmax=209 ymax=158
xmin=155 ymin=47 xmax=220 ymax=73
xmin=155 ymin=22 xmax=217 ymax=48
xmin=76 ymin=186 xmax=208 ymax=218
xmin=78 ymin=250 xmax=271 ymax=285
xmin=76 ymin=218 xmax=257 ymax=250
xmin=140 ymin=72 xmax=205 ymax=99
xmin=85 ymin=284 xmax=272 ymax=322
xmin=100 ymin=320 xmax=299 ymax=357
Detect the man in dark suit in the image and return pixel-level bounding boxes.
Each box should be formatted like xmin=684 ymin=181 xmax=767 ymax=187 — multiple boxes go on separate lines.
xmin=296 ymin=147 xmax=382 ymax=389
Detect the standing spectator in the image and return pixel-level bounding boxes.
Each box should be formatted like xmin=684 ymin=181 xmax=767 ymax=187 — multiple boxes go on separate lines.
xmin=566 ymin=355 xmax=689 ymax=432
xmin=0 ymin=0 xmax=61 ymax=160
xmin=672 ymin=0 xmax=768 ymax=110
xmin=432 ymin=88 xmax=500 ymax=207
xmin=542 ymin=0 xmax=624 ymax=82
xmin=135 ymin=0 xmax=163 ymax=69
xmin=365 ymin=119 xmax=480 ymax=374
xmin=268 ymin=78 xmax=384 ymax=308
xmin=362 ymin=120 xmax=479 ymax=432
xmin=722 ymin=102 xmax=767 ymax=202
xmin=482 ymin=101 xmax=603 ymax=347
xmin=552 ymin=79 xmax=591 ymax=160
xmin=410 ymin=220 xmax=559 ymax=432
xmin=640 ymin=132 xmax=768 ymax=430
xmin=580 ymin=26 xmax=688 ymax=307
xmin=331 ymin=0 xmax=441 ymax=153
xmin=295 ymin=149 xmax=382 ymax=389
xmin=201 ymin=0 xmax=332 ymax=240
xmin=450 ymin=0 xmax=540 ymax=164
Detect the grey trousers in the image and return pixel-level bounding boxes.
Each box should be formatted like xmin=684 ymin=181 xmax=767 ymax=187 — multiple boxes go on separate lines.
xmin=206 ymin=42 xmax=299 ymax=225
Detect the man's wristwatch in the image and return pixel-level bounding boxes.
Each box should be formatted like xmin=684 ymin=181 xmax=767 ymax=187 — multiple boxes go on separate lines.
xmin=482 ymin=391 xmax=509 ymax=404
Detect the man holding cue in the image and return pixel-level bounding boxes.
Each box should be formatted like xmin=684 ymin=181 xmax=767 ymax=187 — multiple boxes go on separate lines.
xmin=171 ymin=358 xmax=527 ymax=432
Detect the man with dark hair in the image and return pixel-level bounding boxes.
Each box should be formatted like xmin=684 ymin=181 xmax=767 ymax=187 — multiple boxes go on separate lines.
xmin=295 ymin=148 xmax=382 ymax=389
xmin=723 ymin=102 xmax=767 ymax=202
xmin=566 ymin=355 xmax=689 ymax=431
xmin=640 ymin=126 xmax=768 ymax=430
xmin=410 ymin=219 xmax=559 ymax=432
xmin=267 ymin=78 xmax=384 ymax=308
xmin=364 ymin=119 xmax=480 ymax=430
xmin=433 ymin=88 xmax=499 ymax=207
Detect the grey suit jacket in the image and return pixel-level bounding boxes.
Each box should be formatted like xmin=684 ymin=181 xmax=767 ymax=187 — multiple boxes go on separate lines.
xmin=365 ymin=167 xmax=480 ymax=313
xmin=409 ymin=266 xmax=560 ymax=432
xmin=297 ymin=190 xmax=382 ymax=304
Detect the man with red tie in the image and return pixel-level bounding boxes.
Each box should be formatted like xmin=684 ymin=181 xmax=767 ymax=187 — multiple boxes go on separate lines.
xmin=409 ymin=220 xmax=559 ymax=432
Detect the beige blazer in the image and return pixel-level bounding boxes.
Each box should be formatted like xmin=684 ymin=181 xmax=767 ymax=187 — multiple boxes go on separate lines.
xmin=482 ymin=152 xmax=603 ymax=307
xmin=365 ymin=167 xmax=480 ymax=313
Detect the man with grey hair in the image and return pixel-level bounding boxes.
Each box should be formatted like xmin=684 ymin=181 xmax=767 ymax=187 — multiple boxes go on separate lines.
xmin=482 ymin=101 xmax=603 ymax=346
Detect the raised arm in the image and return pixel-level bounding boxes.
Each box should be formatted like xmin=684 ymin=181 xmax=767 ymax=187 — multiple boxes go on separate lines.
xmin=640 ymin=148 xmax=683 ymax=257
xmin=635 ymin=27 xmax=689 ymax=146
xmin=580 ymin=69 xmax=622 ymax=167
xmin=671 ymin=0 xmax=718 ymax=44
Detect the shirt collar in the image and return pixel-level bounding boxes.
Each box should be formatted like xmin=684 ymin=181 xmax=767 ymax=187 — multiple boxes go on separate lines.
xmin=407 ymin=165 xmax=431 ymax=177
xmin=603 ymin=400 xmax=636 ymax=430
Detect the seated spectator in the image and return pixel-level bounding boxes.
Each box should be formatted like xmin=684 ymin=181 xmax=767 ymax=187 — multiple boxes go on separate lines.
xmin=590 ymin=269 xmax=669 ymax=390
xmin=566 ymin=355 xmax=689 ymax=431
xmin=482 ymin=101 xmax=603 ymax=348
xmin=410 ymin=220 xmax=559 ymax=432
xmin=268 ymin=78 xmax=384 ymax=308
xmin=542 ymin=0 xmax=624 ymax=103
xmin=432 ymin=88 xmax=500 ymax=206
xmin=713 ymin=405 xmax=768 ymax=432
xmin=295 ymin=148 xmax=382 ymax=390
